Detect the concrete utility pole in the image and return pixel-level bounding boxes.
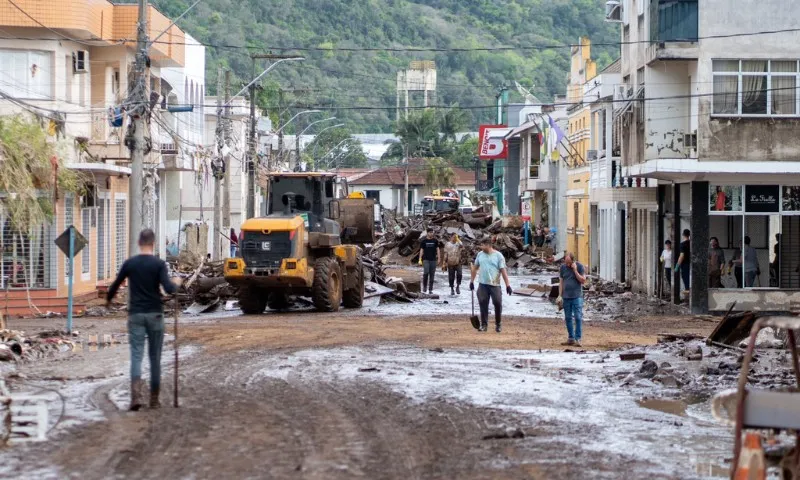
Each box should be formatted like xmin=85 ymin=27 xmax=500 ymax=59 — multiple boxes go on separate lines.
xmin=212 ymin=68 xmax=224 ymax=260
xmin=403 ymin=144 xmax=410 ymax=217
xmin=127 ymin=0 xmax=149 ymax=256
xmin=222 ymin=70 xmax=232 ymax=229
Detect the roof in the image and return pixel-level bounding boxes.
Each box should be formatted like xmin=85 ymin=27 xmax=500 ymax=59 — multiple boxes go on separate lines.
xmin=600 ymin=58 xmax=622 ymax=74
xmin=337 ymin=168 xmax=373 ymax=183
xmin=349 ymin=158 xmax=475 ymax=187
xmin=269 ymin=172 xmax=338 ymax=178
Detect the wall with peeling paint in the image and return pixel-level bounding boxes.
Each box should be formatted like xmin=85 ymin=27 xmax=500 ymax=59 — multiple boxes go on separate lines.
xmin=645 ymin=61 xmax=693 ymax=160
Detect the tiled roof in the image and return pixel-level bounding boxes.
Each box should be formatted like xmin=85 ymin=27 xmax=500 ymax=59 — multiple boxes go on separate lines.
xmin=349 ymin=158 xmax=475 ymax=186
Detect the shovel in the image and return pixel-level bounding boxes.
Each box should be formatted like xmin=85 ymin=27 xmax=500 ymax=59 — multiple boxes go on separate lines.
xmin=469 ymin=289 xmax=480 ymax=330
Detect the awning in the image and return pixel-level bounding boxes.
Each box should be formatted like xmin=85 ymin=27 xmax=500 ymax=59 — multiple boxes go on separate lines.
xmin=504 ymin=119 xmax=542 ymax=139
xmin=68 ymin=163 xmax=132 ymax=175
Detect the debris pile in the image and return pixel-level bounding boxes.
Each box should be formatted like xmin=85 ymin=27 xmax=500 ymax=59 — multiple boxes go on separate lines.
xmin=371 ymin=212 xmax=557 ymax=271
xmin=168 ymin=256 xmax=237 ymax=311
xmin=0 ymin=330 xmax=76 ymax=362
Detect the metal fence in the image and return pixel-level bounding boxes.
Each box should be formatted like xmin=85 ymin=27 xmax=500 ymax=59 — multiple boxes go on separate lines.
xmin=0 ymin=217 xmax=57 ymax=290
xmin=115 ymin=199 xmax=126 ymax=274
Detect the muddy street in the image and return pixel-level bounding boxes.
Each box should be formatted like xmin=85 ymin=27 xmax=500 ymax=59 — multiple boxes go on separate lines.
xmin=0 ymin=298 xmax=757 ymax=480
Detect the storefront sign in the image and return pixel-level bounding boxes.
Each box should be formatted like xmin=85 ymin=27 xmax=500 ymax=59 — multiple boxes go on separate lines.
xmin=521 ymin=197 xmax=532 ymax=221
xmin=745 ymin=185 xmax=780 ymax=213
xmin=478 ymin=125 xmax=508 ymax=160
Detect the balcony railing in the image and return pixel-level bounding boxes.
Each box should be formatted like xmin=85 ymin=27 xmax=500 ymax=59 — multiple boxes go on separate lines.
xmin=649 ymin=0 xmax=698 ymax=43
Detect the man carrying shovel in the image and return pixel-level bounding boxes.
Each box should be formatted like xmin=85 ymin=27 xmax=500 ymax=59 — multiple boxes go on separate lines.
xmin=470 ymin=238 xmax=513 ymax=332
xmin=107 ymin=229 xmax=181 ymax=411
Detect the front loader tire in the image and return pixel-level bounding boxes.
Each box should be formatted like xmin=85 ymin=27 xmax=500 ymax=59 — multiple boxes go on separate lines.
xmin=238 ymin=286 xmax=267 ymax=315
xmin=343 ymin=255 xmax=365 ymax=309
xmin=312 ymin=257 xmax=342 ymax=312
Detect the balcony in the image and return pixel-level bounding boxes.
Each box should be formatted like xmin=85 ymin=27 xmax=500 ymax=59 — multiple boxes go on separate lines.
xmin=647 ymin=0 xmax=698 ymax=63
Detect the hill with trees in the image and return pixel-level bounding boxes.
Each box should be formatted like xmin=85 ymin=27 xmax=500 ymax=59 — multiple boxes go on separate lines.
xmin=149 ymin=0 xmax=619 ymax=133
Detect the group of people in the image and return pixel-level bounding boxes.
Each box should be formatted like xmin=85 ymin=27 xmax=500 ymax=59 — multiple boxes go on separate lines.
xmin=659 ymin=229 xmax=773 ymax=292
xmin=418 ymin=228 xmax=586 ymax=344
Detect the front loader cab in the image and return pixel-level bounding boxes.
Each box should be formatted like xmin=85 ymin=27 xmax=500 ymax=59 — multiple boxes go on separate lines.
xmin=269 ymin=173 xmax=339 ymax=232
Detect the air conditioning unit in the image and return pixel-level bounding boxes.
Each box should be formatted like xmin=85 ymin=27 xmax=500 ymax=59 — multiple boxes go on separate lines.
xmin=587 ymin=150 xmax=598 ymax=161
xmin=605 ymin=0 xmax=623 ymax=23
xmin=613 ymin=84 xmax=630 ymax=101
xmin=72 ymin=51 xmax=89 ymax=73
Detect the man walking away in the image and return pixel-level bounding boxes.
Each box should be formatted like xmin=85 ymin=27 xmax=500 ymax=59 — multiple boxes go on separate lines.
xmin=675 ymin=229 xmax=691 ymax=293
xmin=443 ymin=233 xmax=464 ymax=295
xmin=558 ymin=253 xmax=586 ymax=347
xmin=708 ymin=237 xmax=725 ymax=288
xmin=418 ymin=228 xmax=440 ymax=294
xmin=107 ymin=229 xmax=180 ymax=411
xmin=470 ymin=238 xmax=513 ymax=332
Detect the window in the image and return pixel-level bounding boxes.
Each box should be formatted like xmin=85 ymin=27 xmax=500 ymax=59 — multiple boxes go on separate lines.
xmin=713 ymin=60 xmax=799 ymax=116
xmin=365 ymin=190 xmax=380 ymax=202
xmin=0 ymin=49 xmax=52 ymax=99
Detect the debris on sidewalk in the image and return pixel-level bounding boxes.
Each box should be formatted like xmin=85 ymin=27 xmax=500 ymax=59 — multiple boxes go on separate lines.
xmin=0 ymin=329 xmax=76 ymax=362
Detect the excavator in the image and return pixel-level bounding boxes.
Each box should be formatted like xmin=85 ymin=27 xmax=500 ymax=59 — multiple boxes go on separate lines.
xmin=224 ymin=172 xmax=375 ymax=314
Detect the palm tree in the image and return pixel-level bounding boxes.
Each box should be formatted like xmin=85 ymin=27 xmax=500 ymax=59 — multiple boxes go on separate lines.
xmin=424 ymin=158 xmax=456 ymax=191
xmin=438 ymin=107 xmax=468 ymax=145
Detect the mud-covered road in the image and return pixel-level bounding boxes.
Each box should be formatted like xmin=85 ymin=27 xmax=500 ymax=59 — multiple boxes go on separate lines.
xmin=0 ymin=306 xmax=743 ymax=479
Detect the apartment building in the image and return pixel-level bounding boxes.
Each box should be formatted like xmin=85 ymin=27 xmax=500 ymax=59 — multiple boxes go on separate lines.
xmin=0 ymin=0 xmax=190 ymax=315
xmin=607 ymin=0 xmax=800 ymax=312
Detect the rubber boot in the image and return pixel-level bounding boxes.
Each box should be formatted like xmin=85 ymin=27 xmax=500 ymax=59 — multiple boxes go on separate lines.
xmin=451 ymin=287 xmax=455 ymax=296
xmin=456 ymin=285 xmax=460 ymax=295
xmin=149 ymin=387 xmax=161 ymax=409
xmin=129 ymin=378 xmax=144 ymax=411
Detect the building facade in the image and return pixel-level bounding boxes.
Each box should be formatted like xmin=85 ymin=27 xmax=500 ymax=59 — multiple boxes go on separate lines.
xmin=611 ymin=0 xmax=800 ymax=312
xmin=0 ymin=0 xmax=190 ymax=315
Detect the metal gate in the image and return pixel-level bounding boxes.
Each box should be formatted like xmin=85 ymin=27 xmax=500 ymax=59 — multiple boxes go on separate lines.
xmin=98 ymin=199 xmax=106 ymax=281
xmin=115 ymin=199 xmax=126 ymax=274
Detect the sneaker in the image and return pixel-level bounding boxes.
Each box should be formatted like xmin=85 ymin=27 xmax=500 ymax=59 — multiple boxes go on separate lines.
xmin=495 ymin=324 xmax=502 ymax=333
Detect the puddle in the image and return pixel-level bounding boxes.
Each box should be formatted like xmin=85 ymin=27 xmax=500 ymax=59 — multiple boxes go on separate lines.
xmin=637 ymin=398 xmax=688 ymax=416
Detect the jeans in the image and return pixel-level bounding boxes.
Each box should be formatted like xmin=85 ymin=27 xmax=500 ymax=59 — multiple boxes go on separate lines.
xmin=563 ymin=297 xmax=583 ymax=341
xmin=447 ymin=265 xmax=462 ymax=288
xmin=681 ymin=265 xmax=690 ymax=291
xmin=422 ymin=260 xmax=437 ymax=292
xmin=230 ymin=245 xmax=237 ymax=257
xmin=128 ymin=312 xmax=165 ymax=392
xmin=745 ymin=270 xmax=757 ymax=288
xmin=476 ymin=283 xmax=503 ymax=326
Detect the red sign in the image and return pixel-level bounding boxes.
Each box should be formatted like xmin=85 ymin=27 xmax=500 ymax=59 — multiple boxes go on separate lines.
xmin=478 ymin=124 xmax=508 ymax=160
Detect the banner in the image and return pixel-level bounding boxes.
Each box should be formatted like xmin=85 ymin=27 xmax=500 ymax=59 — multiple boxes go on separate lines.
xmin=478 ymin=124 xmax=508 ymax=160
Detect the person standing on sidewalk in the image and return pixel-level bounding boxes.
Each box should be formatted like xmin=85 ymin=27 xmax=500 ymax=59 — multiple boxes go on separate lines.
xmin=558 ymin=252 xmax=586 ymax=347
xmin=443 ymin=233 xmax=464 ymax=295
xmin=107 ymin=229 xmax=181 ymax=411
xmin=660 ymin=240 xmax=673 ymax=291
xmin=470 ymin=238 xmax=513 ymax=333
xmin=418 ymin=228 xmax=440 ymax=294
xmin=675 ymin=229 xmax=691 ymax=293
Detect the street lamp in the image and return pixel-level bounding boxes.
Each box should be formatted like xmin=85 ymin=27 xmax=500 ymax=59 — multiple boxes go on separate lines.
xmin=319 ymin=138 xmax=357 ymax=170
xmin=310 ymin=123 xmax=346 ymax=160
xmin=296 ymin=117 xmax=337 ymax=167
xmin=269 ymin=110 xmax=321 ymax=170
xmin=232 ymin=57 xmax=305 ymax=102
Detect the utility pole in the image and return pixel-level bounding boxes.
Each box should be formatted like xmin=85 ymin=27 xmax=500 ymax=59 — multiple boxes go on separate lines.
xmin=277 ymin=89 xmax=285 ymax=170
xmin=212 ymin=68 xmax=224 ymax=260
xmin=222 ymin=70 xmax=232 ymax=229
xmin=295 ymin=117 xmax=302 ymax=171
xmin=403 ymin=144 xmax=410 ymax=217
xmin=127 ymin=0 xmax=149 ymax=256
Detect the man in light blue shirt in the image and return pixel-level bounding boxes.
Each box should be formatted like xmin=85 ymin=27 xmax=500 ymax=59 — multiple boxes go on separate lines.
xmin=470 ymin=238 xmax=513 ymax=332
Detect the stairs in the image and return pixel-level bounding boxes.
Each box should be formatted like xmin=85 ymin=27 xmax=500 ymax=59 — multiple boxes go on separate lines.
xmin=0 ymin=289 xmax=96 ymax=318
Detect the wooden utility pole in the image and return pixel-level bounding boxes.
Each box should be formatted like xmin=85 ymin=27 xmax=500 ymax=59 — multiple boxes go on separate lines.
xmin=212 ymin=68 xmax=224 ymax=260
xmin=222 ymin=70 xmax=232 ymax=230
xmin=128 ymin=0 xmax=149 ymax=255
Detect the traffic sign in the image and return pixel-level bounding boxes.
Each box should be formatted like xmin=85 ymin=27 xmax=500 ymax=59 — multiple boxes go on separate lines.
xmin=55 ymin=226 xmax=87 ymax=257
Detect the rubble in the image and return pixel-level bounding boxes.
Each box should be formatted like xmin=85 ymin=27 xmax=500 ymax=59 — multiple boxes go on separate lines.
xmin=0 ymin=329 xmax=76 ymax=362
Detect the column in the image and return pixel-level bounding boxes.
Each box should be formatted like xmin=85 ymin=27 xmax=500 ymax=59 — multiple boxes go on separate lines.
xmin=690 ymin=181 xmax=709 ymax=314
xmin=673 ymin=184 xmax=681 ymax=304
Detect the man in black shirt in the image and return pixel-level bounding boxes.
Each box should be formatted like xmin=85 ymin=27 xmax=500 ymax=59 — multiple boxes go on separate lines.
xmin=675 ymin=229 xmax=691 ymax=292
xmin=417 ymin=228 xmax=440 ymax=294
xmin=107 ymin=229 xmax=180 ymax=410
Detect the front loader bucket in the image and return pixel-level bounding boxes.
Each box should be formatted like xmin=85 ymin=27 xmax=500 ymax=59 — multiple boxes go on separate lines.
xmin=336 ymin=198 xmax=376 ymax=244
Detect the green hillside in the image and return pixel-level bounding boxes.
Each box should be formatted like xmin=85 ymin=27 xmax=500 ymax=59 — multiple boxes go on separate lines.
xmin=151 ymin=0 xmax=619 ymax=133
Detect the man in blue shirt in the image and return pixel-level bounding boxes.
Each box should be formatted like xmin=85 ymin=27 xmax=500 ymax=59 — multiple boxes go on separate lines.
xmin=470 ymin=238 xmax=513 ymax=332
xmin=559 ymin=252 xmax=586 ymax=346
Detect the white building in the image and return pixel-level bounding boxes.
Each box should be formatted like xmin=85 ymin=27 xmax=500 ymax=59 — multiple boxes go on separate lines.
xmin=608 ymin=0 xmax=800 ymax=312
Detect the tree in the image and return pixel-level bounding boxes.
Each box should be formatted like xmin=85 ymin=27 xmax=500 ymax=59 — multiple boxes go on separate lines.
xmin=305 ymin=127 xmax=368 ymax=169
xmin=424 ymin=158 xmax=456 ymax=190
xmin=446 ymin=135 xmax=480 ymax=171
xmin=0 ymin=116 xmax=83 ymax=233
